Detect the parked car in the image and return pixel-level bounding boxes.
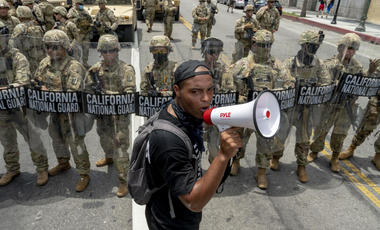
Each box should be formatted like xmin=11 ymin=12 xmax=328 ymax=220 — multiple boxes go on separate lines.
xmin=253 ymin=0 xmax=282 ymax=15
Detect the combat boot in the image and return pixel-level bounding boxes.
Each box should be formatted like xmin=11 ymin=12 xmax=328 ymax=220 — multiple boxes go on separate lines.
xmin=192 ymin=44 xmax=195 ymax=49
xmin=307 ymin=151 xmax=319 ymax=163
xmin=230 ymin=159 xmax=240 ymax=176
xmin=117 ymin=182 xmax=129 ymax=197
xmin=255 ymin=167 xmax=267 ymax=189
xmin=297 ymin=165 xmax=308 ymax=183
xmin=48 ymin=162 xmax=71 ymax=176
xmin=0 ymin=171 xmax=20 ymax=186
xmin=95 ymin=158 xmax=113 ymax=167
xmin=330 ymin=152 xmax=341 ymax=172
xmin=82 ymin=61 xmax=91 ymax=69
xmin=168 ymin=36 xmax=174 ymax=40
xmin=37 ymin=170 xmax=49 ymax=186
xmin=76 ymin=174 xmax=90 ymax=192
xmin=339 ymin=143 xmax=357 ymax=160
xmin=270 ymin=156 xmax=281 ymax=171
xmin=371 ymin=153 xmax=380 ymax=171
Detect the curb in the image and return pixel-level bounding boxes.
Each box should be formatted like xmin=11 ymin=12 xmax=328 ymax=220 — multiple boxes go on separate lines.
xmin=281 ymin=14 xmax=380 ymax=45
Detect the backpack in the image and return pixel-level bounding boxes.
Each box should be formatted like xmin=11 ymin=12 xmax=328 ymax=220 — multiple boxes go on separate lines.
xmin=127 ymin=111 xmax=196 ymax=206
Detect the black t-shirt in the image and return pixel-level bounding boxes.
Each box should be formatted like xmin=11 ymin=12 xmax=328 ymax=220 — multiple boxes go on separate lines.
xmin=319 ymin=0 xmax=325 ymax=5
xmin=145 ymin=107 xmax=202 ymax=230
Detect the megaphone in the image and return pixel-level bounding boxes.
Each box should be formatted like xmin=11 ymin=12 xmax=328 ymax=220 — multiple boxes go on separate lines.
xmin=203 ymin=91 xmax=281 ymax=139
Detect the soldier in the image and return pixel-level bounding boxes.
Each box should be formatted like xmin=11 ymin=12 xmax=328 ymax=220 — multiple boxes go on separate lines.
xmin=5 ymin=0 xmax=16 ymax=17
xmin=256 ymin=0 xmax=280 ymax=34
xmin=53 ymin=6 xmax=81 ymax=61
xmin=0 ymin=21 xmax=49 ymax=186
xmin=308 ymin=34 xmax=380 ymax=172
xmin=94 ymin=0 xmax=118 ymax=38
xmin=140 ymin=35 xmax=177 ymax=96
xmin=339 ymin=65 xmax=380 ymax=170
xmin=282 ymin=30 xmax=330 ymax=178
xmin=38 ymin=0 xmax=54 ymax=31
xmin=9 ymin=6 xmax=44 ymax=75
xmin=22 ymin=0 xmax=45 ymax=30
xmin=34 ymin=30 xmax=90 ymax=192
xmin=231 ymin=30 xmax=294 ymax=188
xmin=163 ymin=0 xmax=177 ymax=40
xmin=0 ymin=0 xmax=20 ymax=34
xmin=144 ymin=0 xmax=156 ymax=33
xmin=191 ymin=0 xmax=210 ymax=49
xmin=232 ymin=4 xmax=260 ymax=64
xmin=205 ymin=0 xmax=218 ymax=38
xmin=201 ymin=37 xmax=235 ymax=163
xmin=87 ymin=34 xmax=136 ymax=197
xmin=67 ymin=0 xmax=93 ymax=68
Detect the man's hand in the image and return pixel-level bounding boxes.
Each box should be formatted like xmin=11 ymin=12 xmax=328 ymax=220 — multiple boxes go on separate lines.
xmin=272 ymin=29 xmax=276 ymax=33
xmin=369 ymin=58 xmax=380 ymax=75
xmin=244 ymin=22 xmax=253 ymax=29
xmin=265 ymin=5 xmax=269 ymax=10
xmin=199 ymin=17 xmax=207 ymax=22
xmin=219 ymin=127 xmax=242 ymax=160
xmin=40 ymin=85 xmax=48 ymax=91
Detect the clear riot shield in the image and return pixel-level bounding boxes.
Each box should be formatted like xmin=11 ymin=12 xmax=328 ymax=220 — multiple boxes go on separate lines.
xmin=310 ymin=41 xmax=373 ymax=156
xmin=0 ymin=33 xmax=49 ymax=174
xmin=27 ymin=36 xmax=92 ymax=176
xmin=82 ymin=41 xmax=135 ymax=184
xmin=68 ymin=38 xmax=83 ymax=63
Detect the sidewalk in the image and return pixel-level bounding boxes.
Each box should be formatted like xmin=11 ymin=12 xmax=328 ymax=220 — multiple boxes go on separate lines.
xmin=281 ymin=7 xmax=380 ymax=44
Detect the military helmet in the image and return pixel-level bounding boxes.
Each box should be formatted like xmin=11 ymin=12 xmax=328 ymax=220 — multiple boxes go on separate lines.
xmin=267 ymin=0 xmax=276 ymax=2
xmin=244 ymin=4 xmax=255 ymax=11
xmin=97 ymin=34 xmax=121 ymax=52
xmin=43 ymin=29 xmax=70 ymax=50
xmin=337 ymin=33 xmax=361 ymax=50
xmin=16 ymin=6 xmax=33 ymax=19
xmin=75 ymin=0 xmax=84 ymax=4
xmin=95 ymin=0 xmax=107 ymax=4
xmin=0 ymin=1 xmax=10 ymax=8
xmin=149 ymin=35 xmax=173 ymax=52
xmin=53 ymin=6 xmax=67 ymax=17
xmin=201 ymin=37 xmax=223 ymax=53
xmin=22 ymin=0 xmax=34 ymax=5
xmin=0 ymin=21 xmax=9 ymax=35
xmin=253 ymin=29 xmax=275 ymax=43
xmin=298 ymin=30 xmax=324 ymax=45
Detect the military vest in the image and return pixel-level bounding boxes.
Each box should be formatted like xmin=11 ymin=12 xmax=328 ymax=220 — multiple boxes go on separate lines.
xmin=194 ymin=6 xmax=208 ymax=24
xmin=290 ymin=56 xmax=323 ymax=86
xmin=0 ymin=16 xmax=19 ymax=34
xmin=0 ymin=51 xmax=15 ymax=87
xmin=146 ymin=60 xmax=176 ymax=91
xmin=145 ymin=0 xmax=156 ymax=8
xmin=246 ymin=57 xmax=277 ymax=91
xmin=19 ymin=21 xmax=44 ymax=52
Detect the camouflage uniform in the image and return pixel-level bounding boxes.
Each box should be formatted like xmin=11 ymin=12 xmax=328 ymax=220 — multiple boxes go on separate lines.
xmin=9 ymin=6 xmax=45 ymax=75
xmin=232 ymin=4 xmax=260 ymax=64
xmin=140 ymin=35 xmax=177 ymax=97
xmin=232 ymin=31 xmax=294 ymax=181
xmin=163 ymin=0 xmax=176 ymax=39
xmin=34 ymin=30 xmax=90 ymax=177
xmin=191 ymin=0 xmax=210 ymax=47
xmin=85 ymin=35 xmax=135 ymax=193
xmin=0 ymin=22 xmax=48 ymax=181
xmin=0 ymin=1 xmax=20 ymax=34
xmin=311 ymin=34 xmax=363 ymax=163
xmin=144 ymin=0 xmax=156 ymax=32
xmin=256 ymin=0 xmax=280 ymax=32
xmin=67 ymin=0 xmax=92 ymax=68
xmin=38 ymin=0 xmax=55 ymax=31
xmin=283 ymin=30 xmax=330 ymax=167
xmin=22 ymin=0 xmax=45 ymax=27
xmin=205 ymin=0 xmax=218 ymax=38
xmin=200 ymin=37 xmax=235 ymax=162
xmin=53 ymin=6 xmax=81 ymax=61
xmin=94 ymin=0 xmax=118 ymax=37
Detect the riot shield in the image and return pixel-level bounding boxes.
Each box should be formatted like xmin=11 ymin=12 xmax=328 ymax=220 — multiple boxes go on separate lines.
xmin=0 ymin=34 xmax=49 ymax=174
xmin=82 ymin=41 xmax=135 ymax=184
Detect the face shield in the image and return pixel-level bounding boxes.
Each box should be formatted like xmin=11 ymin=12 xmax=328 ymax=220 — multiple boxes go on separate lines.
xmin=253 ymin=42 xmax=272 ymax=62
xmin=152 ymin=48 xmax=169 ymax=65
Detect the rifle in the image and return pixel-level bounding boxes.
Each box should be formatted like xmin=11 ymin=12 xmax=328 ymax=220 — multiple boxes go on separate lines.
xmin=90 ymin=70 xmax=105 ymax=95
xmin=146 ymin=72 xmax=161 ymax=96
xmin=32 ymin=11 xmax=45 ymax=34
xmin=243 ymin=18 xmax=255 ymax=39
xmin=344 ymin=95 xmax=357 ymax=131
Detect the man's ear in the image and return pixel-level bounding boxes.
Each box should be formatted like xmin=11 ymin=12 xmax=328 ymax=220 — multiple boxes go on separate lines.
xmin=174 ymin=84 xmax=180 ymax=98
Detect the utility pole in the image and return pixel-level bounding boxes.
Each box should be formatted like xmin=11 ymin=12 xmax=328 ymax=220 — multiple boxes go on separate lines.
xmin=355 ymin=0 xmax=372 ymax=32
xmin=300 ymin=0 xmax=308 ymax=17
xmin=331 ymin=0 xmax=342 ymax=24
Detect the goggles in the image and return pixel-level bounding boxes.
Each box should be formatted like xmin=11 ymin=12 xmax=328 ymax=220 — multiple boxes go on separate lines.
xmin=45 ymin=44 xmax=60 ymax=51
xmin=256 ymin=43 xmax=272 ymax=48
xmin=152 ymin=49 xmax=168 ymax=54
xmin=101 ymin=49 xmax=117 ymax=54
xmin=205 ymin=49 xmax=220 ymax=55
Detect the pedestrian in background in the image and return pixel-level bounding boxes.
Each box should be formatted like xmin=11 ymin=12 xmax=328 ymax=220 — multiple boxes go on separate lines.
xmin=317 ymin=0 xmax=326 ymax=18
xmin=227 ymin=0 xmax=235 ymax=13
xmin=326 ymin=0 xmax=334 ymax=18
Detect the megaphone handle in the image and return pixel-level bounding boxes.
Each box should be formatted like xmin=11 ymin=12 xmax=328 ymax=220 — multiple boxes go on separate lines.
xmin=217 ymin=124 xmax=232 ymax=132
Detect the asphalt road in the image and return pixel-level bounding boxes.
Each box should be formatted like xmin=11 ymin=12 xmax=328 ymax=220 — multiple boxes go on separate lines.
xmin=1 ymin=0 xmax=380 ymax=229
